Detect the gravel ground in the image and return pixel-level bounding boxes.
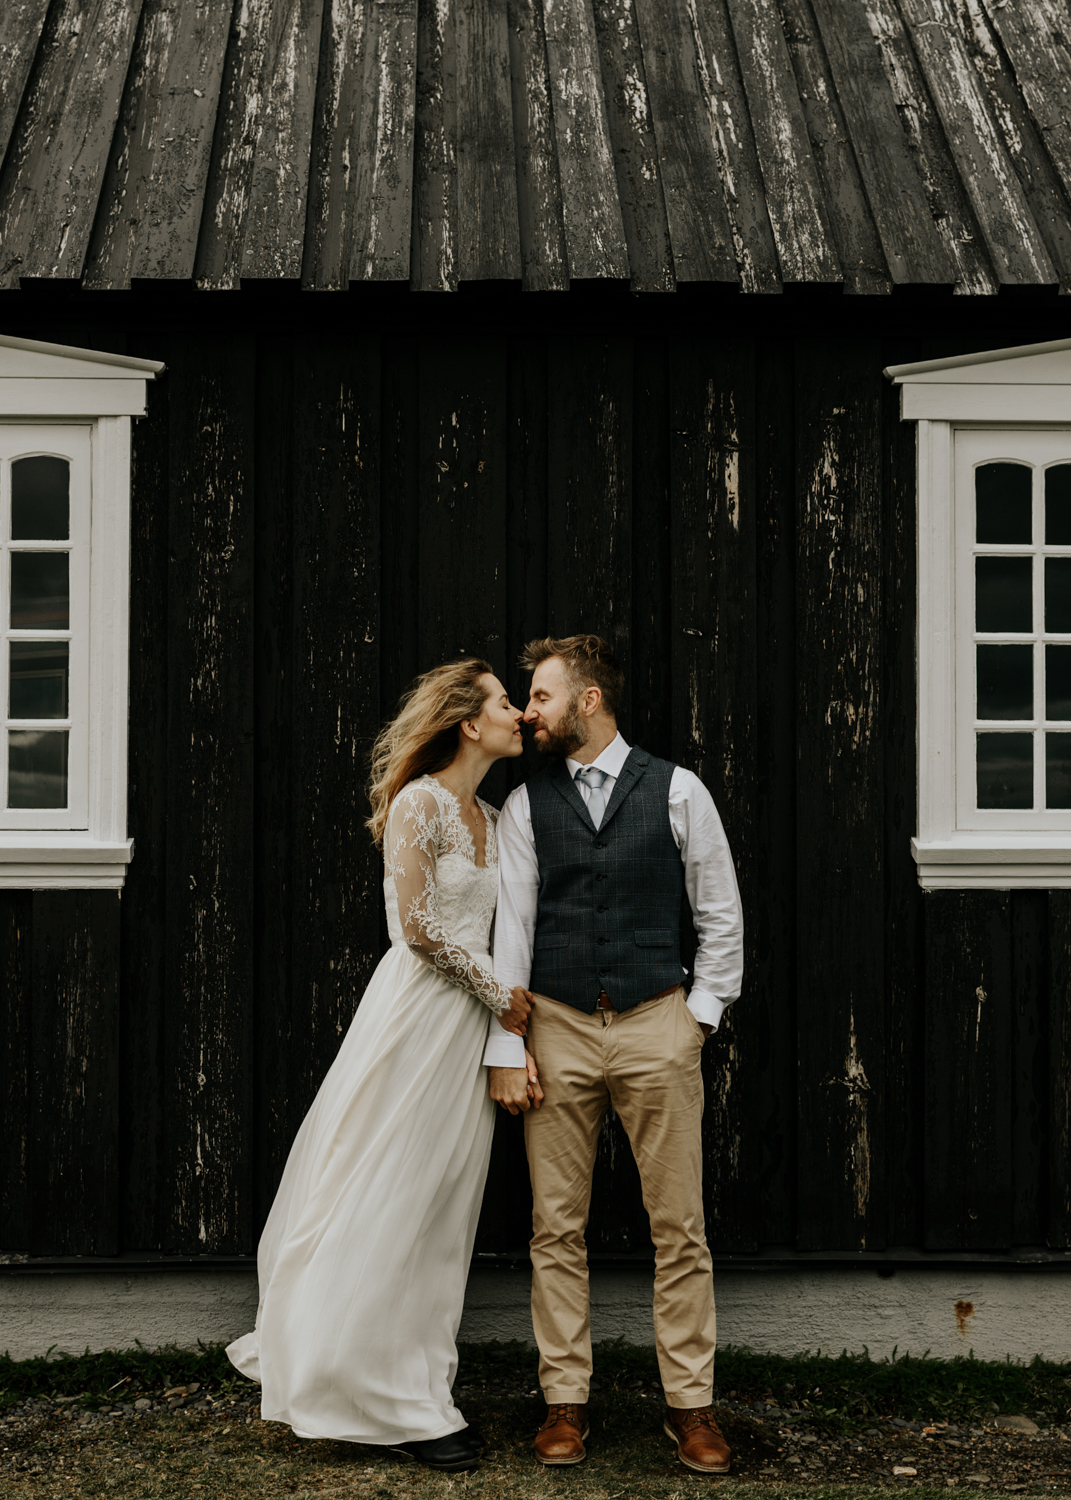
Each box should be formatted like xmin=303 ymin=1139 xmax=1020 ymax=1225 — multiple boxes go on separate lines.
xmin=2 ymin=1375 xmax=1071 ymax=1496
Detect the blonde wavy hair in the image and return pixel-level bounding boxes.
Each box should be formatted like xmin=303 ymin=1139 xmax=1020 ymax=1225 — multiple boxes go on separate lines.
xmin=367 ymin=657 xmax=495 ymax=847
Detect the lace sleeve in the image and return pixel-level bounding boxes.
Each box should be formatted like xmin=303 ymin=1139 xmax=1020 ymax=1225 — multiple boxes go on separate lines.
xmin=385 ymin=785 xmax=513 ymax=1015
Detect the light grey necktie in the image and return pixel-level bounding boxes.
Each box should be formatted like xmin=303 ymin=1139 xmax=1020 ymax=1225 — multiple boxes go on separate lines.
xmin=575 ymin=766 xmax=609 ymax=829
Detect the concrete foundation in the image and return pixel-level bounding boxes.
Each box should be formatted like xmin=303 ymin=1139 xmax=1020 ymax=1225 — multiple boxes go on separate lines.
xmin=3 ymin=1263 xmax=1069 ymax=1365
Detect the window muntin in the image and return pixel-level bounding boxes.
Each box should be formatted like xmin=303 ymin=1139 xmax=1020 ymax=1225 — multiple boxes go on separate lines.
xmin=955 ymin=431 xmax=1071 ymax=831
xmin=0 ymin=425 xmax=89 ymax=830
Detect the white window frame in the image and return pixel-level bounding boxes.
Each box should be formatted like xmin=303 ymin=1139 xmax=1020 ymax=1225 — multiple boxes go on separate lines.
xmin=888 ymin=337 xmax=1071 ymax=889
xmin=0 ymin=335 xmax=163 ymax=888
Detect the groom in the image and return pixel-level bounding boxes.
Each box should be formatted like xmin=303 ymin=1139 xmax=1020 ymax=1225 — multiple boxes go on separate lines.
xmin=483 ymin=635 xmax=744 ymax=1475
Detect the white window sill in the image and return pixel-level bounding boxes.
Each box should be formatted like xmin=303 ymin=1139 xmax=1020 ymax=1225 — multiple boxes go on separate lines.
xmin=912 ymin=835 xmax=1071 ymax=888
xmin=0 ymin=835 xmax=133 ymax=888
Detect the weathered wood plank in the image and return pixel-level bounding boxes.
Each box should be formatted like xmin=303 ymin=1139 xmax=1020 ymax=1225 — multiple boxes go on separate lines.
xmin=544 ymin=336 xmax=642 ymax=1248
xmin=541 ymin=0 xmax=630 ymax=280
xmin=630 ymin=338 xmax=671 ymax=755
xmin=252 ymin=337 xmax=296 ymax=1228
xmin=858 ymin=0 xmax=995 ymax=293
xmin=304 ymin=0 xmax=417 ymax=288
xmin=419 ymin=339 xmax=512 ymax=802
xmin=0 ymin=893 xmax=32 ymax=1250
xmin=501 ymin=335 xmax=550 ymax=817
xmin=348 ymin=0 xmax=418 ymax=284
xmin=506 ymin=0 xmax=569 ymax=291
xmin=379 ymin=340 xmax=421 ymax=710
xmin=546 ymin=337 xmax=633 ymax=649
xmin=85 ymin=0 xmax=230 ymax=287
xmin=411 ymin=0 xmax=458 ymax=291
xmin=754 ymin=338 xmax=796 ymax=1244
xmin=898 ymin=0 xmax=1055 ymax=287
xmin=1010 ymin=892 xmax=1048 ymax=1246
xmin=950 ymin=0 xmax=1071 ymax=292
xmin=164 ymin=336 xmax=255 ymax=1254
xmin=0 ymin=0 xmax=143 ymax=287
xmin=670 ymin=339 xmax=759 ymax=1252
xmin=656 ymin=0 xmax=782 ymax=290
xmin=725 ymin=0 xmax=841 ymax=285
xmin=133 ymin=2 xmax=233 ymax=281
xmin=924 ymin=892 xmax=1013 ymax=1251
xmin=119 ymin=337 xmax=170 ymax=1250
xmin=776 ymin=0 xmax=888 ymax=294
xmin=632 ymin=0 xmax=739 ymax=285
xmin=286 ymin=338 xmax=382 ymax=1138
xmin=805 ymin=0 xmax=956 ymax=287
xmin=881 ymin=342 xmax=923 ymax=1246
xmin=982 ymin=0 xmax=1071 ymax=213
xmin=197 ymin=0 xmax=327 ymax=286
xmin=456 ymin=0 xmax=522 ymax=281
xmin=0 ymin=2 xmax=51 ymax=174
xmin=795 ymin=339 xmax=885 ymax=1252
xmin=30 ymin=893 xmax=121 ymax=1256
xmin=1049 ymin=891 xmax=1071 ymax=1248
xmin=417 ymin=339 xmax=510 ymax=677
xmin=591 ymin=0 xmax=674 ymax=292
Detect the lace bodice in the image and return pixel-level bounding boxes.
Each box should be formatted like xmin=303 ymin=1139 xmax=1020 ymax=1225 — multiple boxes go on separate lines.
xmin=384 ymin=777 xmax=511 ymax=1015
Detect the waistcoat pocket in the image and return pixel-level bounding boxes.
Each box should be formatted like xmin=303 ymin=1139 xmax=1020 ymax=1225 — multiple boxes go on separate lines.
xmin=535 ymin=933 xmax=570 ymax=950
xmin=634 ymin=928 xmax=675 ymax=947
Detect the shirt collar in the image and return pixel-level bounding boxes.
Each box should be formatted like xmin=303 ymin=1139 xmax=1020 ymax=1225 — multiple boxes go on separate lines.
xmin=566 ymin=731 xmax=631 ymax=783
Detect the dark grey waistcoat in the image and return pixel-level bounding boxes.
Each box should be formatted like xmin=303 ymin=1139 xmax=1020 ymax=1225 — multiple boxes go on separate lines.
xmin=527 ymin=747 xmax=685 ymax=1013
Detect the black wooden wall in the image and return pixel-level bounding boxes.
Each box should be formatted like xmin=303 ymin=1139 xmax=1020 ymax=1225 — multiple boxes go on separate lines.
xmin=1 ymin=300 xmax=1070 ymax=1260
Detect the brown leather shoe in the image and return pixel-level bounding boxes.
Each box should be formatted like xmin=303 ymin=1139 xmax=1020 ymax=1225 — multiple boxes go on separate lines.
xmin=534 ymin=1402 xmax=589 ymax=1465
xmin=664 ymin=1406 xmax=731 ymax=1473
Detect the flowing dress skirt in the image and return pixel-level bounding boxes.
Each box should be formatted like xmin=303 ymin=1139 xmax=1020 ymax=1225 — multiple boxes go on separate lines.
xmin=226 ymin=942 xmax=496 ymax=1444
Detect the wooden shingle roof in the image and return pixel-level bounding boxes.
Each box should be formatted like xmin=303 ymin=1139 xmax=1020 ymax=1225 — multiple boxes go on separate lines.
xmin=1 ymin=0 xmax=1069 ymax=294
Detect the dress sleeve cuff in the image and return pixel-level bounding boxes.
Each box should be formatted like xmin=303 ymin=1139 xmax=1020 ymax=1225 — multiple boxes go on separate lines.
xmin=482 ymin=1023 xmax=528 ymax=1068
xmin=686 ymin=991 xmax=730 ymax=1032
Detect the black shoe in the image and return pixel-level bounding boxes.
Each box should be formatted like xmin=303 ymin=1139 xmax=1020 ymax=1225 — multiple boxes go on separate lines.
xmin=460 ymin=1424 xmax=486 ymax=1452
xmin=389 ymin=1431 xmax=481 ymax=1472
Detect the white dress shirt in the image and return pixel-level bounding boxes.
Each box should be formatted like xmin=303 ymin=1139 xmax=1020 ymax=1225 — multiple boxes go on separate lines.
xmin=484 ymin=732 xmax=744 ymax=1067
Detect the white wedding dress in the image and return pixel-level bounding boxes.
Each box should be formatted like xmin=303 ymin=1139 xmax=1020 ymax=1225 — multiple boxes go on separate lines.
xmin=227 ymin=776 xmax=512 ymax=1444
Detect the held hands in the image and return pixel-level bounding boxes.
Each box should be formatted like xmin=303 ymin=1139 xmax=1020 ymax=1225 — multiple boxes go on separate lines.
xmin=489 ymin=1050 xmax=543 ymax=1115
xmin=498 ymin=985 xmax=533 ymax=1039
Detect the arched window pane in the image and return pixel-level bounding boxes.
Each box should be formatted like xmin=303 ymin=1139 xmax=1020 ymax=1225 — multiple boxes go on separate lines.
xmin=11 ymin=456 xmax=69 ymax=541
xmin=976 ymin=462 xmax=1031 ymax=544
xmin=1046 ymin=464 xmax=1071 ymax=545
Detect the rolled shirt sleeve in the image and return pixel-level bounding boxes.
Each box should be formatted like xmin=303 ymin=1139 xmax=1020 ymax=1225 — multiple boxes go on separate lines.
xmin=669 ymin=768 xmax=744 ymax=1034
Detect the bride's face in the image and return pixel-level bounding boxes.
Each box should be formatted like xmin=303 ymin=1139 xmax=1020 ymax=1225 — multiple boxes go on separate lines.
xmin=472 ymin=675 xmax=525 ymax=759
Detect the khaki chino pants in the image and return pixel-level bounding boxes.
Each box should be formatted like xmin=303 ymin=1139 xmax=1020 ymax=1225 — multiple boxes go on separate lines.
xmin=524 ymin=987 xmax=717 ymax=1407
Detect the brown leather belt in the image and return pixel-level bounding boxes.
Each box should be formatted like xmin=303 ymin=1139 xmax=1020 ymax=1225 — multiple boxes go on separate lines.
xmin=595 ymin=983 xmax=681 ymax=1013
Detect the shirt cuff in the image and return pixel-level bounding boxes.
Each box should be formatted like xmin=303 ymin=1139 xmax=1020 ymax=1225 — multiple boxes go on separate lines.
xmin=482 ymin=1023 xmax=527 ymax=1068
xmin=686 ymin=991 xmax=730 ymax=1032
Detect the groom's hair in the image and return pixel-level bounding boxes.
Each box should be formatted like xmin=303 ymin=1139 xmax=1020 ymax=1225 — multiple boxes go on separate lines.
xmin=520 ymin=634 xmax=624 ymax=716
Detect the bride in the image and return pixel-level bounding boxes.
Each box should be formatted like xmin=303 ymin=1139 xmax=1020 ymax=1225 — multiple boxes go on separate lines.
xmin=227 ymin=658 xmax=540 ymax=1472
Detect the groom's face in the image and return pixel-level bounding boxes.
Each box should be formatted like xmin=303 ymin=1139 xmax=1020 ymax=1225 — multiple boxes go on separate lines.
xmin=525 ymin=659 xmax=587 ymax=757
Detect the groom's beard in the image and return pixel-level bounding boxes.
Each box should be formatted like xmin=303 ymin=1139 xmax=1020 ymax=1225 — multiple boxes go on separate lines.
xmin=533 ymin=698 xmax=586 ymax=758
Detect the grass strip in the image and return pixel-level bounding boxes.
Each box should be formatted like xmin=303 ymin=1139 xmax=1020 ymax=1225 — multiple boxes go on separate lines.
xmin=1 ymin=1342 xmax=1070 ymax=1431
